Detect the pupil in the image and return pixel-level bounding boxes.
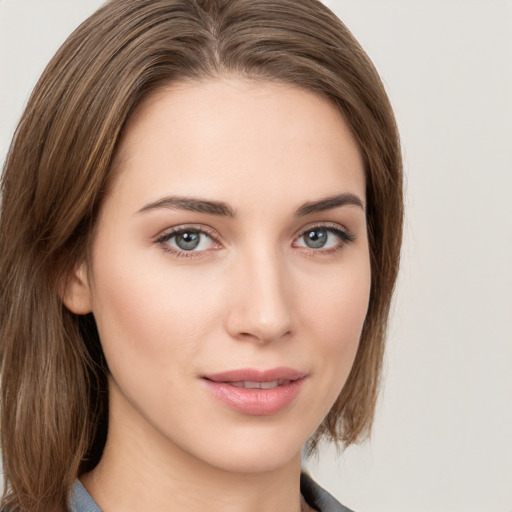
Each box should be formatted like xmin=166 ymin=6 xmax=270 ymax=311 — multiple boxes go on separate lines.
xmin=176 ymin=231 xmax=200 ymax=250
xmin=305 ymin=229 xmax=327 ymax=248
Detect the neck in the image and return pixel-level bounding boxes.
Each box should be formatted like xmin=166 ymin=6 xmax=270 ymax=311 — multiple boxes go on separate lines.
xmin=81 ymin=384 xmax=308 ymax=512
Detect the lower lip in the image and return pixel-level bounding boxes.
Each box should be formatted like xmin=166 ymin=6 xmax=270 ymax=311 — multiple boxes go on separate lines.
xmin=203 ymin=378 xmax=306 ymax=416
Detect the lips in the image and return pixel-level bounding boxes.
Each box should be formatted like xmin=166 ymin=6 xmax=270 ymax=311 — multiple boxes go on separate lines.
xmin=202 ymin=367 xmax=307 ymax=416
xmin=230 ymin=380 xmax=289 ymax=389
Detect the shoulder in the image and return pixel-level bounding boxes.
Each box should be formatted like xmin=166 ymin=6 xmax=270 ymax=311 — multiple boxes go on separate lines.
xmin=69 ymin=480 xmax=102 ymax=512
xmin=69 ymin=474 xmax=354 ymax=512
xmin=300 ymin=472 xmax=356 ymax=512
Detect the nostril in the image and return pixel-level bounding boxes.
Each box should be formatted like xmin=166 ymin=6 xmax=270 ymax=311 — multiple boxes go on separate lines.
xmin=225 ymin=265 xmax=293 ymax=343
xmin=235 ymin=326 xmax=292 ymax=345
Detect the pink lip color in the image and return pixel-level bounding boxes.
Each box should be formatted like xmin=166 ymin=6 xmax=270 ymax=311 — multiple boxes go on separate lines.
xmin=202 ymin=367 xmax=307 ymax=416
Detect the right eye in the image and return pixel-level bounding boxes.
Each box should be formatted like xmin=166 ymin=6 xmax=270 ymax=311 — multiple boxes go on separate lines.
xmin=156 ymin=227 xmax=220 ymax=256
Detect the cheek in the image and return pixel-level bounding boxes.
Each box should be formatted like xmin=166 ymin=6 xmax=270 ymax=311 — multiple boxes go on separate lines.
xmin=300 ymin=256 xmax=371 ymax=384
xmin=302 ymin=259 xmax=371 ymax=341
xmin=88 ymin=247 xmax=224 ymax=377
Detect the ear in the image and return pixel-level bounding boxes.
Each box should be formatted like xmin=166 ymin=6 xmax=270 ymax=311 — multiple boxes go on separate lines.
xmin=59 ymin=261 xmax=93 ymax=314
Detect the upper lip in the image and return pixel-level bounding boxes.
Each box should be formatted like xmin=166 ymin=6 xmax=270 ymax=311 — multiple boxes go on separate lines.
xmin=203 ymin=367 xmax=307 ymax=383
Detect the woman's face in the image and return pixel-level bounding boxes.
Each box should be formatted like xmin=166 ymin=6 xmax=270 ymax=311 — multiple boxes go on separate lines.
xmin=68 ymin=77 xmax=371 ymax=473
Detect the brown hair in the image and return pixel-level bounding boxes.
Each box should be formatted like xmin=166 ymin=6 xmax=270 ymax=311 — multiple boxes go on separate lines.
xmin=0 ymin=0 xmax=403 ymax=510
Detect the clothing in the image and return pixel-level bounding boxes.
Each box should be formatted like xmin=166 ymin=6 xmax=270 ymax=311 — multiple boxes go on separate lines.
xmin=300 ymin=473 xmax=354 ymax=512
xmin=70 ymin=472 xmax=354 ymax=512
xmin=70 ymin=481 xmax=101 ymax=512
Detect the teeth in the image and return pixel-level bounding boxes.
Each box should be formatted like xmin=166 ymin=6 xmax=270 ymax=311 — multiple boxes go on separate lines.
xmin=260 ymin=380 xmax=279 ymax=389
xmin=230 ymin=380 xmax=289 ymax=389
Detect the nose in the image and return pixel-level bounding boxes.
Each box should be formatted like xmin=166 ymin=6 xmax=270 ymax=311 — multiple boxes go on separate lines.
xmin=225 ymin=250 xmax=293 ymax=344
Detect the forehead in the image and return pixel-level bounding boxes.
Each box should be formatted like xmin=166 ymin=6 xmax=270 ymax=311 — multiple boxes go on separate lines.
xmin=109 ymin=77 xmax=365 ymax=210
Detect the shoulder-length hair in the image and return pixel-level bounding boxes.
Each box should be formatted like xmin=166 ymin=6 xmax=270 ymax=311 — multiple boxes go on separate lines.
xmin=0 ymin=0 xmax=403 ymax=510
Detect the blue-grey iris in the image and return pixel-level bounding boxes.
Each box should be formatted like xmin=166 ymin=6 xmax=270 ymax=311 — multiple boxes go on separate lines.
xmin=175 ymin=231 xmax=200 ymax=250
xmin=304 ymin=228 xmax=327 ymax=248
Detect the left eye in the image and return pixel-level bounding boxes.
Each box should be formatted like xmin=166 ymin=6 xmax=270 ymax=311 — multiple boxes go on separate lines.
xmin=295 ymin=227 xmax=347 ymax=250
xmin=161 ymin=229 xmax=215 ymax=252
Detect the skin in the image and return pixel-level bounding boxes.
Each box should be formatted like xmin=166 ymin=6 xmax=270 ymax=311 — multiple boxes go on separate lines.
xmin=64 ymin=77 xmax=371 ymax=512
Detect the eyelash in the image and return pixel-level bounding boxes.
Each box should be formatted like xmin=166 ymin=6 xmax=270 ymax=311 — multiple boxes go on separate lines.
xmin=155 ymin=224 xmax=219 ymax=258
xmin=154 ymin=223 xmax=355 ymax=259
xmin=293 ymin=223 xmax=356 ymax=256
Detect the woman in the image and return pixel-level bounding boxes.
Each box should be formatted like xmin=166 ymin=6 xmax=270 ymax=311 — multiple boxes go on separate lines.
xmin=0 ymin=1 xmax=403 ymax=511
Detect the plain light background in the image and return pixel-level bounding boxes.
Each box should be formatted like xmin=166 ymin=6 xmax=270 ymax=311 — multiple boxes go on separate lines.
xmin=1 ymin=1 xmax=511 ymax=511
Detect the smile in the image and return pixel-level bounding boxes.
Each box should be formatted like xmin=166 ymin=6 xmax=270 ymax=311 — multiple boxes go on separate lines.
xmin=202 ymin=368 xmax=307 ymax=416
xmin=230 ymin=380 xmax=290 ymax=389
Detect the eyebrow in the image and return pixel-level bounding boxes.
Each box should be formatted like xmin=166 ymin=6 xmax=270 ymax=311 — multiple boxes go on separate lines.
xmin=137 ymin=192 xmax=364 ymax=218
xmin=294 ymin=193 xmax=365 ymax=216
xmin=137 ymin=196 xmax=236 ymax=217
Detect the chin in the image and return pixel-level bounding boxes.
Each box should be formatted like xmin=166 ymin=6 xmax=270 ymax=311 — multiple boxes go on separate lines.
xmin=180 ymin=423 xmax=309 ymax=475
xmin=203 ymin=446 xmax=301 ymax=475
